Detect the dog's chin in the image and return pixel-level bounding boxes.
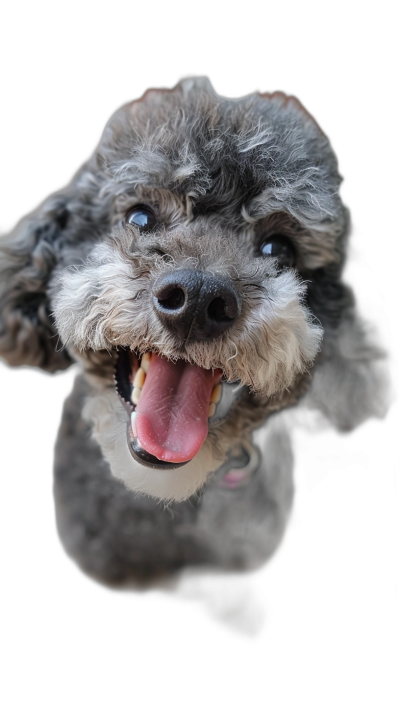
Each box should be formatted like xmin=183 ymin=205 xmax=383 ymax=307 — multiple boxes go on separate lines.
xmin=114 ymin=347 xmax=245 ymax=472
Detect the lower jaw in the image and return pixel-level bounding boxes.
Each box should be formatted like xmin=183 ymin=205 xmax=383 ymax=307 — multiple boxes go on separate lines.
xmin=127 ymin=428 xmax=189 ymax=470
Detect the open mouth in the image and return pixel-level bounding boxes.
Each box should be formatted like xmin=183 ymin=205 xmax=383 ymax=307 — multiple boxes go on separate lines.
xmin=115 ymin=348 xmax=244 ymax=470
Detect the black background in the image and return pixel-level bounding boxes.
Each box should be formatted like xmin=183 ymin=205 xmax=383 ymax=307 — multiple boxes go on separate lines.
xmin=0 ymin=19 xmax=398 ymax=683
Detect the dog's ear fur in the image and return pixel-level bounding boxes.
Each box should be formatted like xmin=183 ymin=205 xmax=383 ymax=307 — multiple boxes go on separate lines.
xmin=301 ymin=302 xmax=393 ymax=433
xmin=0 ymin=142 xmax=112 ymax=372
xmin=0 ymin=194 xmax=74 ymax=372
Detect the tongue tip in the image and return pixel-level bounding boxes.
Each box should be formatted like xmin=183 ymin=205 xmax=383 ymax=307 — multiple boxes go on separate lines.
xmin=136 ymin=414 xmax=207 ymax=464
xmin=158 ymin=453 xmax=194 ymax=464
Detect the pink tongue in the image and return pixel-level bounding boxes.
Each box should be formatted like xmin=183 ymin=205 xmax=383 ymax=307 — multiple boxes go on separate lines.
xmin=135 ymin=354 xmax=222 ymax=463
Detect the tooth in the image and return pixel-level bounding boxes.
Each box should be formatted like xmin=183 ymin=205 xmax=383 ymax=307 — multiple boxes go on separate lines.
xmin=133 ymin=367 xmax=145 ymax=388
xmin=210 ymin=384 xmax=222 ymax=404
xmin=208 ymin=403 xmax=216 ymax=418
xmin=141 ymin=353 xmax=151 ymax=374
xmin=132 ymin=386 xmax=142 ymax=405
xmin=131 ymin=411 xmax=137 ymax=437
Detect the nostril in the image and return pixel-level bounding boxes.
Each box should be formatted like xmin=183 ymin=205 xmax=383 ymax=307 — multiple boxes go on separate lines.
xmin=157 ymin=287 xmax=186 ymax=312
xmin=207 ymin=290 xmax=240 ymax=323
xmin=208 ymin=297 xmax=231 ymax=322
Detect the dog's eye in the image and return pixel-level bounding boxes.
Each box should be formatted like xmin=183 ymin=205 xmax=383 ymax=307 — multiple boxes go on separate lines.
xmin=126 ymin=205 xmax=157 ymax=232
xmin=259 ymin=235 xmax=295 ymax=268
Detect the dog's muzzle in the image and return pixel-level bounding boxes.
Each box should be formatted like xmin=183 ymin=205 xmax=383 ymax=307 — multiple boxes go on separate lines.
xmin=152 ymin=268 xmax=241 ymax=342
xmin=113 ymin=269 xmax=243 ymax=470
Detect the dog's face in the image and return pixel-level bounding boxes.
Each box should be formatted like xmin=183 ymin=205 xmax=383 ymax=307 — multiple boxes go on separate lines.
xmin=0 ymin=78 xmax=384 ymax=501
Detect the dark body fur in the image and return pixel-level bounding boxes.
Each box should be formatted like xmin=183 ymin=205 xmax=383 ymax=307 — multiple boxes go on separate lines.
xmin=54 ymin=376 xmax=295 ymax=598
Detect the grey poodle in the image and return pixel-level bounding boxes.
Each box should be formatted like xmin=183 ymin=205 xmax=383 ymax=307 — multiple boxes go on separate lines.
xmin=0 ymin=78 xmax=386 ymax=581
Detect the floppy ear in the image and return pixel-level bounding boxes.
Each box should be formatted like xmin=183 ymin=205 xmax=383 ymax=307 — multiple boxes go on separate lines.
xmin=304 ymin=269 xmax=388 ymax=430
xmin=0 ymin=154 xmax=111 ymax=373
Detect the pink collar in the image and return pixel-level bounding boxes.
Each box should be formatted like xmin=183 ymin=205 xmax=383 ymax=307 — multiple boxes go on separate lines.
xmin=219 ymin=443 xmax=260 ymax=489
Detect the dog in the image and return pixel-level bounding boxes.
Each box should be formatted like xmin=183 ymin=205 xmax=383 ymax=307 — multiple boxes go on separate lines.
xmin=0 ymin=77 xmax=386 ymax=581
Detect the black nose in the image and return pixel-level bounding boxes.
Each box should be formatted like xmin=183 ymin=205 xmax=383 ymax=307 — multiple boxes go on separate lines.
xmin=152 ymin=269 xmax=241 ymax=342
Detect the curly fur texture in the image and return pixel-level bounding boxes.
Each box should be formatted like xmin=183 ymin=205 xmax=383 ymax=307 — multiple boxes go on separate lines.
xmin=0 ymin=77 xmax=387 ymax=580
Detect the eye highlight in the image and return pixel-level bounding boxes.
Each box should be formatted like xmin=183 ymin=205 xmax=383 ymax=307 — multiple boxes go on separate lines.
xmin=125 ymin=205 xmax=157 ymax=232
xmin=259 ymin=235 xmax=295 ymax=269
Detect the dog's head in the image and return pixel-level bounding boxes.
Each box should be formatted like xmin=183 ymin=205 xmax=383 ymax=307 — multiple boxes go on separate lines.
xmin=0 ymin=78 xmax=386 ymax=500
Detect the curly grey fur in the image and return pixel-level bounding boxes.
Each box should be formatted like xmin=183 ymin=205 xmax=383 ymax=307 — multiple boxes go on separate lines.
xmin=0 ymin=77 xmax=387 ymax=580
